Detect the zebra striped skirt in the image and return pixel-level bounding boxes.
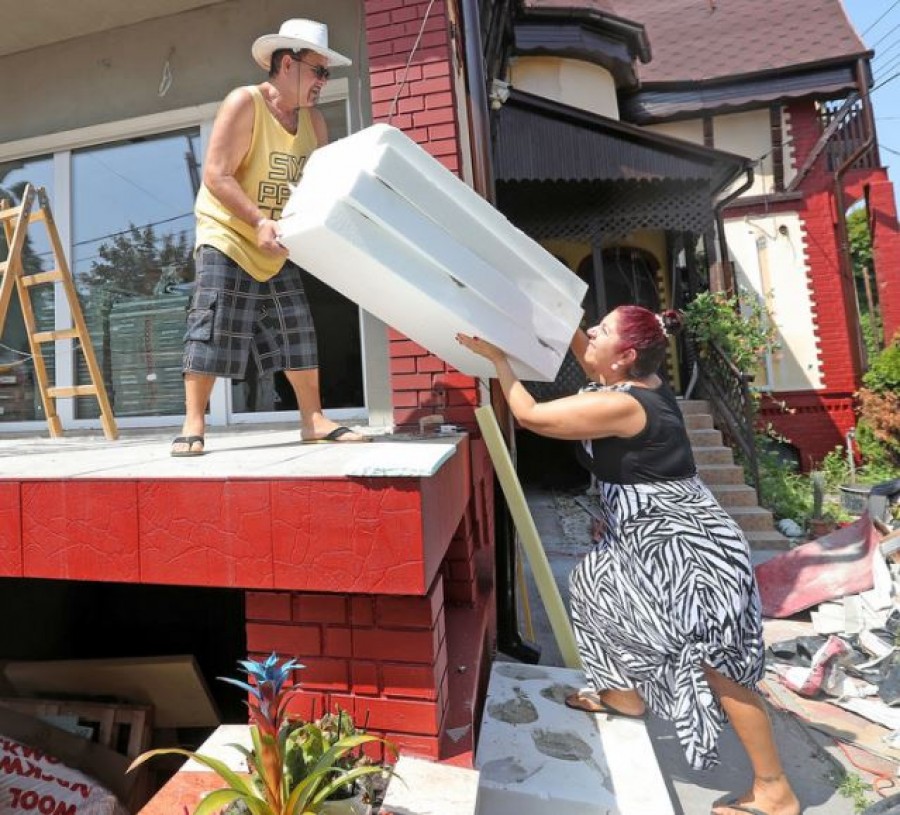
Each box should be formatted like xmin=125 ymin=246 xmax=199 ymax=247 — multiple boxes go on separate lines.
xmin=568 ymin=475 xmax=764 ymax=770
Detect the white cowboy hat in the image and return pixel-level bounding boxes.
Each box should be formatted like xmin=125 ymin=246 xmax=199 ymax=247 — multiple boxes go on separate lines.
xmin=251 ymin=19 xmax=352 ymax=71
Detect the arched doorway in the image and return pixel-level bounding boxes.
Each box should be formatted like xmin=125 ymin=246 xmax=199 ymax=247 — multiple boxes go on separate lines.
xmin=576 ymin=246 xmax=661 ymax=327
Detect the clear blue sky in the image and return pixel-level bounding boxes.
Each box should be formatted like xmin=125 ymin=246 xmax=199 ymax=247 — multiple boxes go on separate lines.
xmin=843 ymin=0 xmax=900 ymax=206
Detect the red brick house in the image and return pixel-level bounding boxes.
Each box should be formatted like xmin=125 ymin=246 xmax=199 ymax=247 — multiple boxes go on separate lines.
xmin=482 ymin=0 xmax=900 ymax=468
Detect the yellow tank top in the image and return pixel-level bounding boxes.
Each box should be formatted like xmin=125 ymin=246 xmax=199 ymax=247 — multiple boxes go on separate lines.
xmin=194 ymin=85 xmax=318 ymax=282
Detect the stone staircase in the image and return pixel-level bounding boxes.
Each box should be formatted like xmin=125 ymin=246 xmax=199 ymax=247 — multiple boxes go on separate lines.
xmin=680 ymin=399 xmax=790 ymax=550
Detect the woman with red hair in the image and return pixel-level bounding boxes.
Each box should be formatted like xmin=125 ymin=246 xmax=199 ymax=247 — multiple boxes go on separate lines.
xmin=457 ymin=305 xmax=799 ymax=815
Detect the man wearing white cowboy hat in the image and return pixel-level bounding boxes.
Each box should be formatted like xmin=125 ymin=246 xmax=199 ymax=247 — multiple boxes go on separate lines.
xmin=172 ymin=19 xmax=365 ymax=456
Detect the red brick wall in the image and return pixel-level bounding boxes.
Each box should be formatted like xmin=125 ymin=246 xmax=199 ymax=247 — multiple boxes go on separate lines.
xmin=760 ymin=392 xmax=856 ymax=469
xmin=245 ymin=576 xmax=448 ymax=760
xmin=784 ymin=101 xmax=860 ymax=393
xmin=865 ymin=178 xmax=900 ymax=343
xmin=754 ymin=101 xmax=900 ymax=464
xmin=366 ymin=0 xmax=482 ymax=430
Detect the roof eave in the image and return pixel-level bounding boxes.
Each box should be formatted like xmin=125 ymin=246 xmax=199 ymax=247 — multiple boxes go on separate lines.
xmin=637 ymin=50 xmax=872 ymax=91
xmin=519 ymin=3 xmax=651 ymax=63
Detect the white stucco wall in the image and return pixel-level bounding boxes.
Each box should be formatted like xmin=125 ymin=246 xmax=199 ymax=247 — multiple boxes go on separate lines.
xmin=725 ymin=213 xmax=823 ymax=391
xmin=644 ymin=119 xmax=704 ymax=146
xmin=713 ymin=109 xmax=774 ymax=197
xmin=509 ymin=57 xmax=619 ymax=119
xmin=0 ymin=0 xmax=366 ymax=144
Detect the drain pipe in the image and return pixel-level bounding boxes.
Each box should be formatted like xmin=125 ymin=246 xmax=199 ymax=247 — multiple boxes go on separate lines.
xmin=458 ymin=0 xmax=496 ymax=203
xmin=713 ymin=166 xmax=755 ymax=293
xmin=834 ymin=57 xmax=875 ymax=380
xmin=459 ymin=0 xmax=540 ymax=664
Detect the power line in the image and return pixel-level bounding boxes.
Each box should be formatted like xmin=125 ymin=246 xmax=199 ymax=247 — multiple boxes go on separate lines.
xmin=873 ymin=49 xmax=900 ymax=79
xmin=863 ymin=0 xmax=900 ymax=37
xmin=32 ymin=212 xmax=193 ymax=261
xmin=871 ymin=65 xmax=900 ymax=93
xmin=873 ymin=37 xmax=900 ymax=61
xmin=873 ymin=20 xmax=900 ymax=50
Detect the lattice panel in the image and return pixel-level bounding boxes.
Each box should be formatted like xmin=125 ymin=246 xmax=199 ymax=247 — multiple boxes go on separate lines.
xmin=498 ymin=179 xmax=714 ymax=241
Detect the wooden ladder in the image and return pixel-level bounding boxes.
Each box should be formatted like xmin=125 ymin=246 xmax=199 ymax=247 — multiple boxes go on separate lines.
xmin=0 ymin=184 xmax=118 ymax=439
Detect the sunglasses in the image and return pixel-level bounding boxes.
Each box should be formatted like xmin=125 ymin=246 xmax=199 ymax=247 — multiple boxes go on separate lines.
xmin=291 ymin=55 xmax=330 ymax=81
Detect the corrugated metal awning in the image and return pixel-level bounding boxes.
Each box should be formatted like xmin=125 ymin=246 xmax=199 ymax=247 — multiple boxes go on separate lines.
xmin=493 ymin=89 xmax=749 ymax=194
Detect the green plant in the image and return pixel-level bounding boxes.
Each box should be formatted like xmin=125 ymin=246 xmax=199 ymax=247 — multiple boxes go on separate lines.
xmin=832 ymin=770 xmax=872 ymax=813
xmin=756 ymin=443 xmax=812 ymax=522
xmin=283 ymin=710 xmax=375 ymax=802
xmin=819 ymin=446 xmax=851 ymax=492
xmin=129 ymin=654 xmax=392 ymax=815
xmin=856 ymin=333 xmax=900 ymax=470
xmin=682 ymin=289 xmax=779 ymax=373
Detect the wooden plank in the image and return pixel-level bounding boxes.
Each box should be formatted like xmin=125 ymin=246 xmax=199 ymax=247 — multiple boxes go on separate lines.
xmin=0 ymin=697 xmax=153 ymax=759
xmin=3 ymin=655 xmax=221 ymax=728
xmin=32 ymin=327 xmax=80 ymax=344
xmin=19 ymin=269 xmax=63 ymax=287
xmin=48 ymin=385 xmax=97 ymax=398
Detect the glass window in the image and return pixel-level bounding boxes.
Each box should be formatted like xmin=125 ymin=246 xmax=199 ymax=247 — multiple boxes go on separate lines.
xmin=71 ymin=129 xmax=200 ymax=418
xmin=0 ymin=157 xmax=54 ymax=423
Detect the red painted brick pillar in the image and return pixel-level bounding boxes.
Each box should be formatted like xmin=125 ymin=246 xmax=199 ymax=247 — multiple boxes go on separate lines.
xmin=867 ymin=179 xmax=900 ymax=343
xmin=245 ymin=578 xmax=448 ymax=760
xmin=365 ymin=0 xmax=480 ymax=431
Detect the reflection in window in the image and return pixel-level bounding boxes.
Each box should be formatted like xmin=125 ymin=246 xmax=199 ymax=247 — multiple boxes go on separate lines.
xmin=72 ymin=129 xmax=200 ymax=418
xmin=0 ymin=157 xmax=54 ymax=423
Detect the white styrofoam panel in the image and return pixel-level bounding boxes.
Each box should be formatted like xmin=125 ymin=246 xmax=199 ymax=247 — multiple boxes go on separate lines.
xmin=283 ymin=167 xmax=574 ymax=360
xmin=285 ymin=124 xmax=586 ymax=322
xmin=278 ymin=124 xmax=587 ymax=382
xmin=476 ymin=663 xmax=674 ymax=815
xmin=280 ymin=199 xmax=558 ymax=381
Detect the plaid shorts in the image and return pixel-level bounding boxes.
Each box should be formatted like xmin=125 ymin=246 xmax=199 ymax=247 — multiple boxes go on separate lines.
xmin=182 ymin=245 xmax=318 ymax=378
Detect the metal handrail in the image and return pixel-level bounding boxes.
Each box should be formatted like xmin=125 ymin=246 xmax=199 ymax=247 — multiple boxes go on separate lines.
xmin=688 ymin=337 xmax=763 ymax=502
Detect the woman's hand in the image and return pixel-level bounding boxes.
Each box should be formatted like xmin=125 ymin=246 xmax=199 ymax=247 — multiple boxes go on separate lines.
xmin=455 ymin=333 xmax=506 ymax=364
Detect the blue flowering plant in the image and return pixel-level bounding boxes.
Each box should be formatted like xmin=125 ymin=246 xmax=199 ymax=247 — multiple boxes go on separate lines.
xmin=129 ymin=654 xmax=391 ymax=815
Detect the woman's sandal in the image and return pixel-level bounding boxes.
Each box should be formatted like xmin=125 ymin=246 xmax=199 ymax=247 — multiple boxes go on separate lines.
xmin=564 ymin=689 xmax=648 ymax=719
xmin=711 ymin=794 xmax=803 ymax=815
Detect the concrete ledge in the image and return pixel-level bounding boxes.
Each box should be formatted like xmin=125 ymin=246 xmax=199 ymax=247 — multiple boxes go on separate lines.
xmin=476 ymin=664 xmax=674 ymax=815
xmin=381 ymin=755 xmax=480 ymax=815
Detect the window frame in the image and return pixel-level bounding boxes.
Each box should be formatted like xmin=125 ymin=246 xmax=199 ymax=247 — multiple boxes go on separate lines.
xmin=0 ymin=78 xmax=383 ymax=432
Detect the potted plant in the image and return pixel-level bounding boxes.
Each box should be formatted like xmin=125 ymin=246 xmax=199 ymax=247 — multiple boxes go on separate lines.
xmin=808 ymin=470 xmax=837 ymax=538
xmin=129 ymin=654 xmax=393 ymax=815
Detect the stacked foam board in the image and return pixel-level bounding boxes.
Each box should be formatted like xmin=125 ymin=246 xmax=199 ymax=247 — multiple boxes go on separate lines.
xmin=278 ymin=125 xmax=586 ymax=382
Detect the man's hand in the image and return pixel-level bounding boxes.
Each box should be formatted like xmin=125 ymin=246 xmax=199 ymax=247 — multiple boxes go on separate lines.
xmin=256 ymin=218 xmax=288 ymax=257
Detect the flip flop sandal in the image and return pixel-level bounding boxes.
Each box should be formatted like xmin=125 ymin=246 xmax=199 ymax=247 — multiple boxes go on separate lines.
xmin=301 ymin=426 xmax=372 ymax=444
xmin=170 ymin=435 xmax=205 ymax=457
xmin=711 ymin=793 xmax=801 ymax=815
xmin=564 ymin=689 xmax=648 ymax=719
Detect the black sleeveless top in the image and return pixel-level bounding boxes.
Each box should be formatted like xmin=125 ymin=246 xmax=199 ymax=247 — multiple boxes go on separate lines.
xmin=576 ymin=382 xmax=697 ymax=484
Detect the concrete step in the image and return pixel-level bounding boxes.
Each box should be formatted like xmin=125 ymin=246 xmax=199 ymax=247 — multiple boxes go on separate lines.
xmin=697 ymin=463 xmax=748 ymax=484
xmin=692 ymin=446 xmax=735 ymax=465
xmin=687 ymin=428 xmax=723 ymax=447
xmin=727 ymin=505 xmax=776 ymax=532
xmin=683 ymin=412 xmax=714 ymax=430
xmin=476 ymin=663 xmax=674 ymax=815
xmin=381 ymin=755 xmax=479 ymax=815
xmin=708 ymin=483 xmax=759 ymax=507
xmin=745 ymin=529 xmax=792 ymax=551
xmin=677 ymin=399 xmax=711 ymax=415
